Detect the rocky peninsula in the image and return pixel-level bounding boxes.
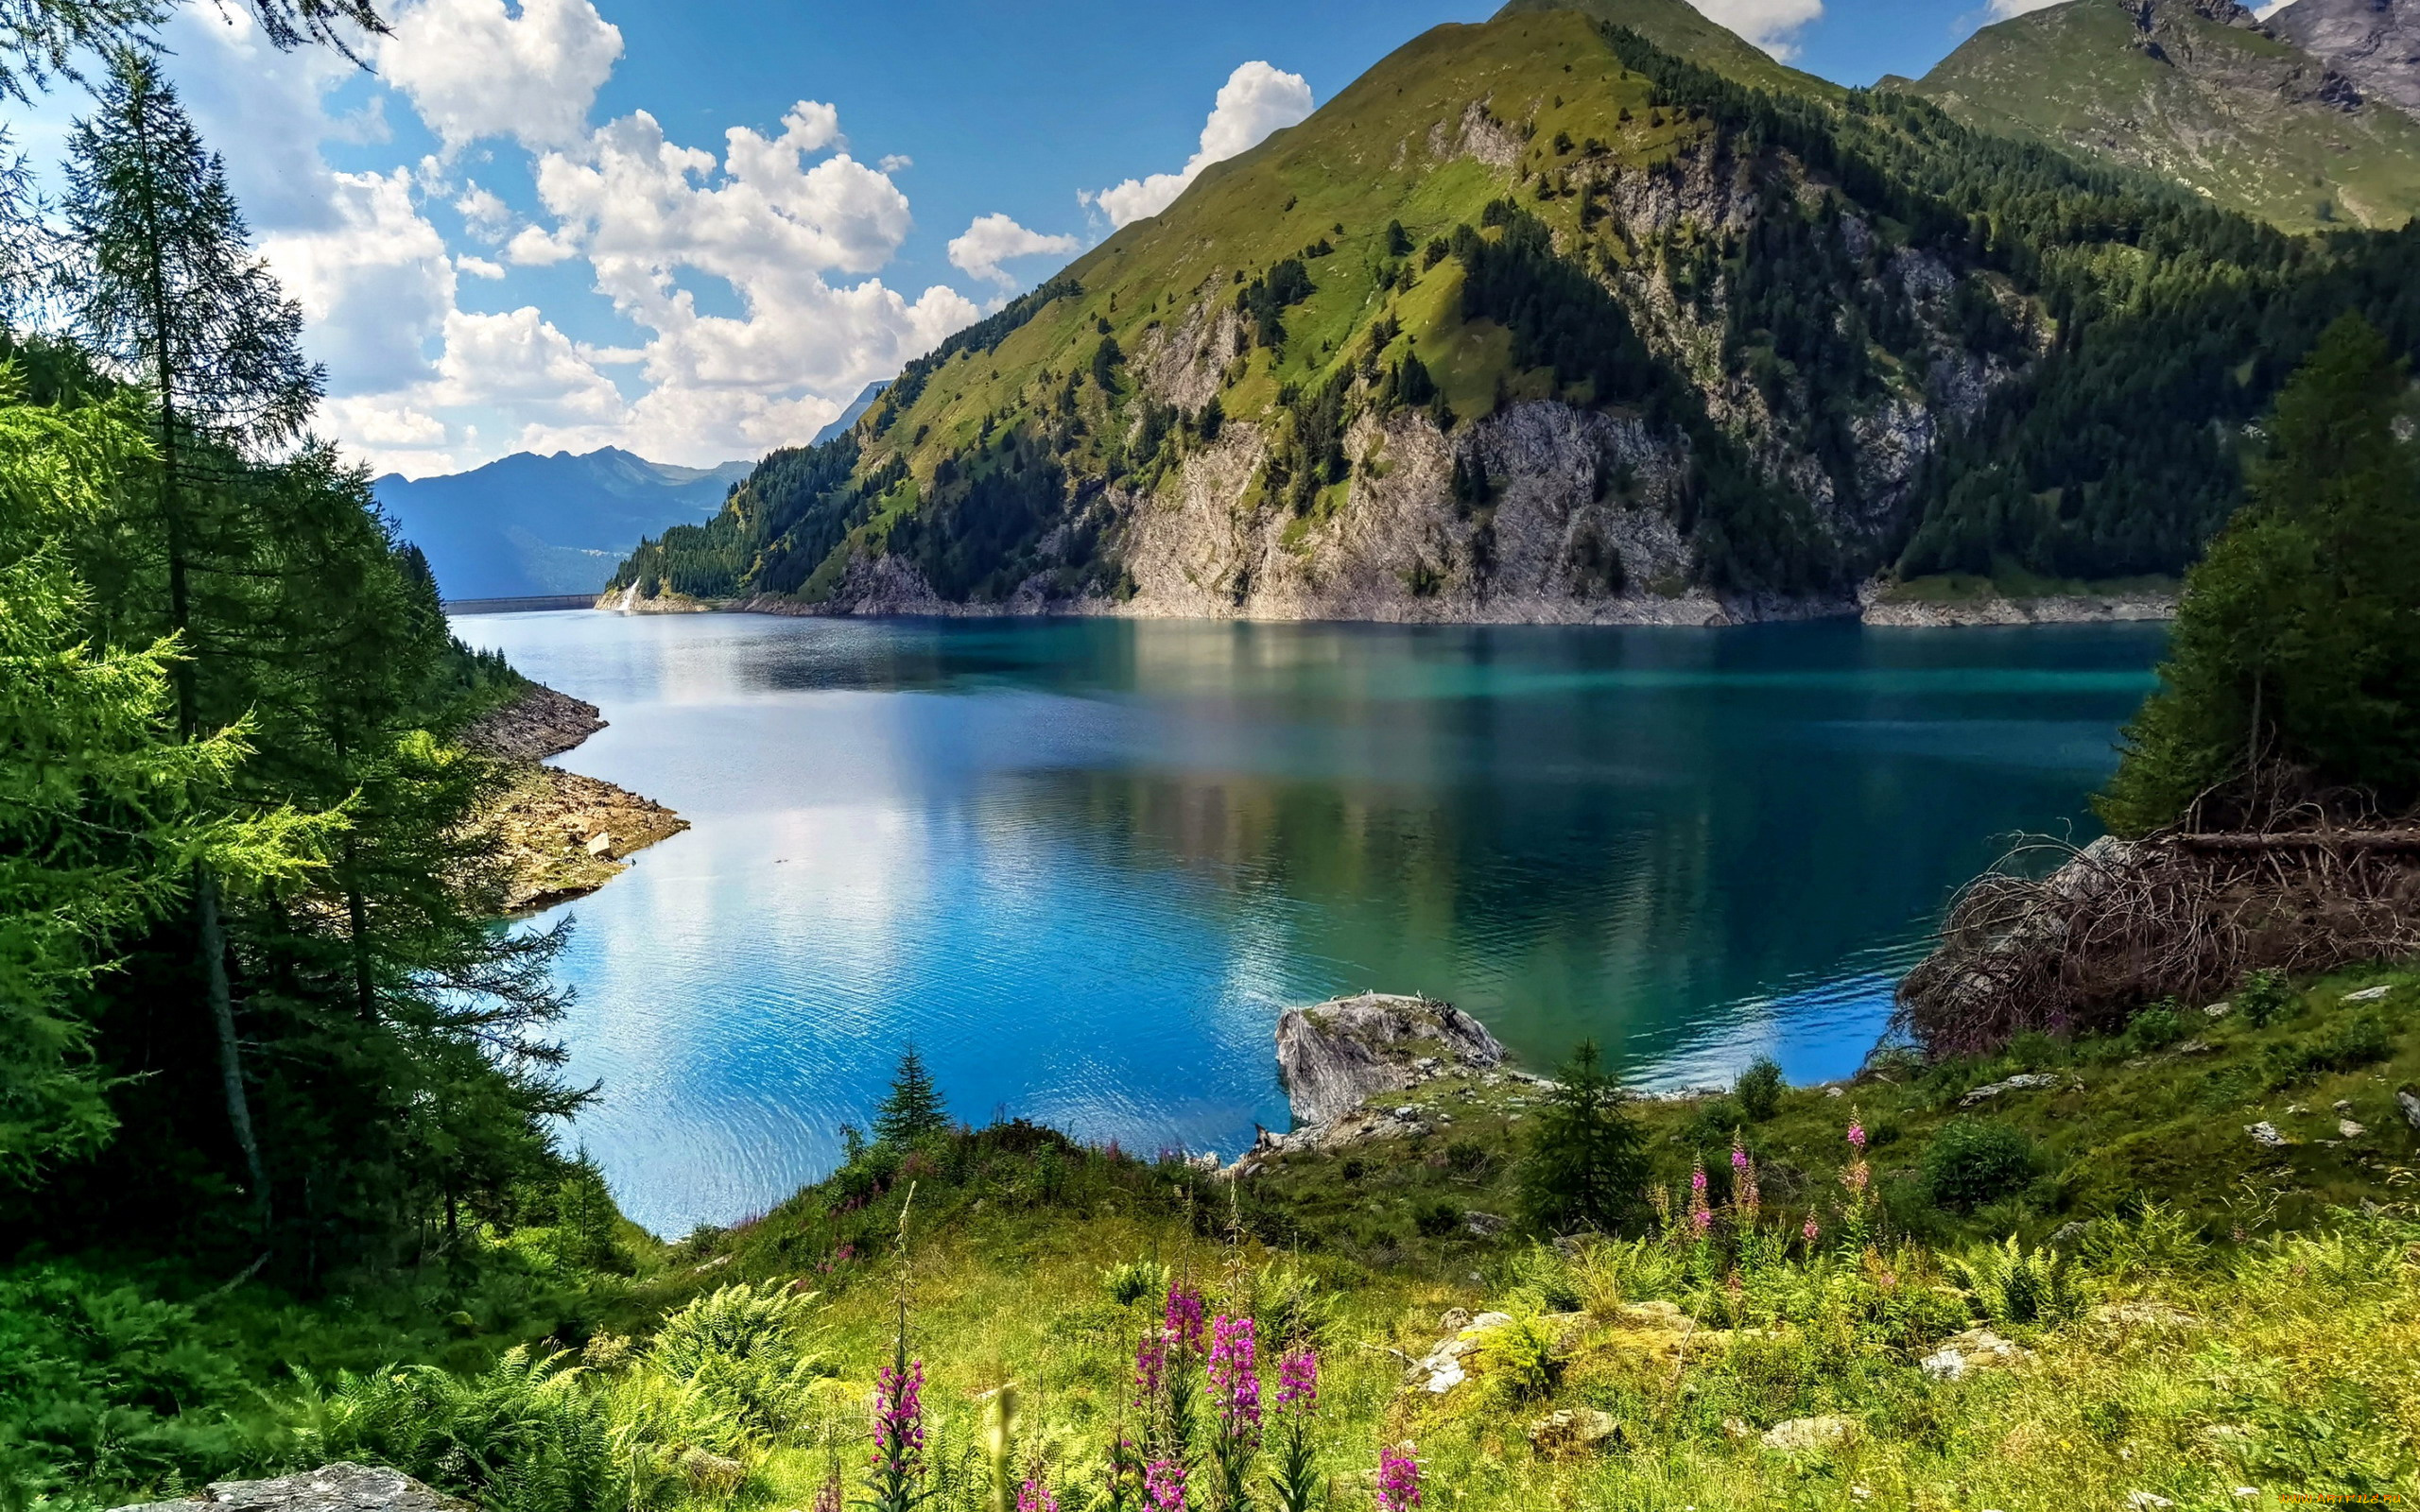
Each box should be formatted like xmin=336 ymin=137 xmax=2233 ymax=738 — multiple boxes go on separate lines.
xmin=459 ymin=681 xmax=688 ymax=912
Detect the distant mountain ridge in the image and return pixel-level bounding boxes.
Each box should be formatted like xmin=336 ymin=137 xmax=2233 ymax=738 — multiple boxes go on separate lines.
xmin=1891 ymin=0 xmax=2420 ymax=231
xmin=376 ymin=447 xmax=752 ymax=601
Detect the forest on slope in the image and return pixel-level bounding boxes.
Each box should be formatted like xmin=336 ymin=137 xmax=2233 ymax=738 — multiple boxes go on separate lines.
xmin=608 ymin=0 xmax=2420 ymax=625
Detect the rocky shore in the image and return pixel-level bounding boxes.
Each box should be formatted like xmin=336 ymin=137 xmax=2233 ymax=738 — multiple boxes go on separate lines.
xmin=1226 ymin=991 xmax=1552 ymax=1177
xmin=598 ymin=576 xmax=2173 ymax=629
xmin=458 ymin=681 xmax=688 ymax=912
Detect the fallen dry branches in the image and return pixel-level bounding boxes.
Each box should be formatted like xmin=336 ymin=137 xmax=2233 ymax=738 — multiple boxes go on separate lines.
xmin=1896 ymin=797 xmax=2420 ymax=1057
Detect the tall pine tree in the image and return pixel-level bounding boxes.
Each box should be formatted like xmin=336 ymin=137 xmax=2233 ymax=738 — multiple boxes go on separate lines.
xmin=1516 ymin=1040 xmax=1648 ymax=1236
xmin=60 ymin=47 xmax=320 ymax=1233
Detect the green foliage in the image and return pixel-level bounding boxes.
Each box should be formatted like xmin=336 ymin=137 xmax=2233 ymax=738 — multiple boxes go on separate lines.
xmin=2098 ymin=315 xmax=2420 ymax=833
xmin=1923 ymin=1117 xmax=2034 ymax=1212
xmin=1101 ymin=1259 xmax=1168 ymax=1308
xmin=2124 ymin=1001 xmax=2187 ymax=1055
xmin=2236 ymin=969 xmax=2290 ymax=1028
xmin=295 ymin=1347 xmax=626 ymax=1512
xmin=1733 ymin=1056 xmax=1784 ymax=1123
xmin=1516 ymin=1040 xmax=1648 ymax=1235
xmin=0 ymin=1266 xmax=253 ymax=1501
xmin=873 ymin=1046 xmax=948 ymax=1146
xmin=648 ymin=1282 xmax=827 ymax=1439
xmin=1945 ymin=1234 xmax=2083 ymax=1325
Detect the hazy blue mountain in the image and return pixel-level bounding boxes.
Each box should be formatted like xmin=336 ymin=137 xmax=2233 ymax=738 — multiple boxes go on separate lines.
xmin=810 ymin=380 xmax=890 ymax=446
xmin=375 ymin=447 xmax=752 ymax=600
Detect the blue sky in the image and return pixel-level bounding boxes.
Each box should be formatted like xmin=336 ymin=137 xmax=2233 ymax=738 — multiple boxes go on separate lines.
xmin=20 ymin=0 xmax=2033 ymax=476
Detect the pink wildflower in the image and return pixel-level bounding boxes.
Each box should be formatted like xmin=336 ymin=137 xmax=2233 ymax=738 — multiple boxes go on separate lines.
xmin=1166 ymin=1283 xmax=1207 ymax=1352
xmin=1376 ymin=1447 xmax=1422 ymax=1512
xmin=1134 ymin=1328 xmax=1167 ymax=1401
xmin=1731 ymin=1140 xmax=1749 ymax=1173
xmin=873 ymin=1357 xmax=925 ymax=1469
xmin=1207 ymin=1314 xmax=1262 ymax=1438
xmin=1846 ymin=1120 xmax=1867 ymax=1152
xmin=1275 ymin=1348 xmax=1319 ymax=1414
xmin=1691 ymin=1205 xmax=1713 ymax=1235
xmin=1144 ymin=1458 xmax=1188 ymax=1512
xmin=1016 ymin=1480 xmax=1058 ymax=1512
xmin=1802 ymin=1216 xmax=1820 ymax=1243
xmin=1690 ymin=1163 xmax=1708 ymax=1194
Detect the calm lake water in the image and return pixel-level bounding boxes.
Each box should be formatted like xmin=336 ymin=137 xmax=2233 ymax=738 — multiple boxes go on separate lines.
xmin=451 ymin=610 xmax=2166 ymax=1235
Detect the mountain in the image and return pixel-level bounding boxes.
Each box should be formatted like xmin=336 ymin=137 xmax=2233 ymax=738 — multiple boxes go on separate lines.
xmin=1891 ymin=0 xmax=2420 ymax=232
xmin=811 ymin=381 xmax=890 ymax=447
xmin=2271 ymin=0 xmax=2420 ymax=117
xmin=376 ymin=447 xmax=752 ymax=600
xmin=606 ymin=0 xmax=2420 ymax=624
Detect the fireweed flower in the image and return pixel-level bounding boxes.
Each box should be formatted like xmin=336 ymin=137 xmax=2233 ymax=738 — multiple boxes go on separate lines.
xmin=1803 ymin=1216 xmax=1821 ymax=1243
xmin=1376 ymin=1447 xmax=1422 ymax=1512
xmin=1847 ymin=1118 xmax=1867 ymax=1152
xmin=1208 ymin=1314 xmax=1262 ymax=1437
xmin=1690 ymin=1164 xmax=1708 ymax=1195
xmin=1274 ymin=1348 xmax=1319 ymax=1413
xmin=1144 ymin=1458 xmax=1188 ymax=1512
xmin=1731 ymin=1140 xmax=1749 ymax=1173
xmin=1166 ymin=1284 xmax=1207 ymax=1352
xmin=1691 ymin=1205 xmax=1714 ymax=1235
xmin=1017 ymin=1479 xmax=1058 ymax=1512
xmin=1134 ymin=1328 xmax=1168 ymax=1402
xmin=873 ymin=1358 xmax=925 ymax=1467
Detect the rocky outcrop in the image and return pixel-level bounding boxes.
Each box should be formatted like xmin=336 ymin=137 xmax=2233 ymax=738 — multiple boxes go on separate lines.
xmin=2269 ymin=0 xmax=2420 ymax=118
xmin=457 ymin=681 xmax=688 ymax=912
xmin=458 ymin=681 xmax=608 ymax=764
xmin=112 ymin=1463 xmax=468 ymax=1512
xmin=1858 ymin=581 xmax=2178 ymax=626
xmin=1276 ymin=991 xmax=1507 ymax=1126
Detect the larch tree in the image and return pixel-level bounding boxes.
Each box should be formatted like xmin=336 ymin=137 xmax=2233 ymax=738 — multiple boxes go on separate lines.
xmin=59 ymin=46 xmax=321 ymax=1234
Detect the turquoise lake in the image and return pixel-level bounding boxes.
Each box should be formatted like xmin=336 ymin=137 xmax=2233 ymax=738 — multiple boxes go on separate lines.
xmin=451 ymin=610 xmax=2167 ymax=1235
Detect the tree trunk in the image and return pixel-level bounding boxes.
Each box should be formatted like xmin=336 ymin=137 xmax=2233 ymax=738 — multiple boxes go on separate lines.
xmin=133 ymin=76 xmax=271 ymax=1241
xmin=199 ymin=865 xmax=270 ymax=1235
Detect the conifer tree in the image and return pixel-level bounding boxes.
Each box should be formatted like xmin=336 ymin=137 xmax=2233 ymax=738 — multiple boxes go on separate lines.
xmin=59 ymin=47 xmax=322 ymax=1232
xmin=2098 ymin=314 xmax=2420 ymax=834
xmin=1516 ymin=1040 xmax=1648 ymax=1235
xmin=874 ymin=1046 xmax=947 ymax=1145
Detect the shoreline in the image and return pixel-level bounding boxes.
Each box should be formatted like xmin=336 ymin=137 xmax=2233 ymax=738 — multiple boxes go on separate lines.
xmin=459 ymin=681 xmax=689 ymax=913
xmin=594 ymin=578 xmax=2178 ymax=629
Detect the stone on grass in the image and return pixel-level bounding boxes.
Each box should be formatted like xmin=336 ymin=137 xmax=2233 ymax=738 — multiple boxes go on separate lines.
xmin=1761 ymin=1416 xmax=1857 ymax=1453
xmin=1528 ymin=1407 xmax=1622 ymax=1458
xmin=2398 ymin=1090 xmax=2420 ymax=1132
xmin=110 ymin=1464 xmax=469 ymax=1512
xmin=2245 ymin=1121 xmax=2288 ymax=1148
xmin=2342 ymin=985 xmax=2394 ymax=1003
xmin=2340 ymin=1118 xmax=2367 ymax=1138
xmin=1959 ymin=1073 xmax=2061 ymax=1107
xmin=1919 ymin=1327 xmax=2030 ymax=1380
xmin=2089 ymin=1300 xmax=2198 ymax=1329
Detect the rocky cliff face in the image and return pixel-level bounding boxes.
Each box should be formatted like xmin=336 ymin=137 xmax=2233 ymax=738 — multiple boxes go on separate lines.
xmin=1276 ymin=992 xmax=1509 ymax=1127
xmin=2271 ymin=0 xmax=2420 ymax=117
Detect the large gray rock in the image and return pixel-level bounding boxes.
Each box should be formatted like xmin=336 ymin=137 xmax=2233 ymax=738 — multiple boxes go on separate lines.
xmin=112 ymin=1464 xmax=469 ymax=1512
xmin=2269 ymin=0 xmax=2420 ymax=117
xmin=1274 ymin=991 xmax=1505 ymax=1127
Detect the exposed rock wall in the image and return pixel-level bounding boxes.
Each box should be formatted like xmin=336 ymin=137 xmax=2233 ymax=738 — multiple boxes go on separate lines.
xmin=112 ymin=1463 xmax=468 ymax=1512
xmin=1275 ymin=991 xmax=1508 ymax=1127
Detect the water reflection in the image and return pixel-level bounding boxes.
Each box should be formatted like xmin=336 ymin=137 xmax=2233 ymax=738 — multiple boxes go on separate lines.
xmin=453 ymin=610 xmax=2164 ymax=1234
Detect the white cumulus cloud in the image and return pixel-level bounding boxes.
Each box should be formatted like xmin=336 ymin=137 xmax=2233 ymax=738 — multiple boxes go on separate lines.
xmin=948 ymin=213 xmax=1080 ymax=288
xmin=1083 ymin=60 xmax=1312 ymax=229
xmin=380 ymin=0 xmax=624 ymax=152
xmin=514 ymin=104 xmax=977 ymax=462
xmin=1684 ymin=0 xmax=1825 ymax=57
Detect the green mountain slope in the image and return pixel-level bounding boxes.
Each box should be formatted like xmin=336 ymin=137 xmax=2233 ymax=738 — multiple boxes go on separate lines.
xmin=1893 ymin=0 xmax=2420 ymax=232
xmin=607 ymin=0 xmax=2420 ymax=624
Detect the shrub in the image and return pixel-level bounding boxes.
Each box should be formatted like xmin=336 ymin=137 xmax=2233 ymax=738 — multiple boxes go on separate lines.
xmin=1413 ymin=1199 xmax=1464 ymax=1238
xmin=1735 ymin=1056 xmax=1785 ymax=1122
xmin=1102 ymin=1260 xmax=1168 ymax=1308
xmin=1924 ymin=1118 xmax=2035 ymax=1212
xmin=2266 ymin=1014 xmax=2394 ymax=1086
xmin=2236 ymin=969 xmax=2291 ymax=1027
xmin=1505 ymin=1245 xmax=1583 ymax=1313
xmin=648 ymin=1282 xmax=827 ymax=1437
xmin=2125 ymin=1001 xmax=2187 ymax=1054
xmin=1473 ymin=1307 xmax=1563 ymax=1401
xmin=1945 ymin=1235 xmax=2083 ymax=1325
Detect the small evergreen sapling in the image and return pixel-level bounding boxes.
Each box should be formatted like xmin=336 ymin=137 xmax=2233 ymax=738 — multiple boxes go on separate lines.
xmin=876 ymin=1045 xmax=949 ymax=1144
xmin=1515 ymin=1040 xmax=1648 ymax=1235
